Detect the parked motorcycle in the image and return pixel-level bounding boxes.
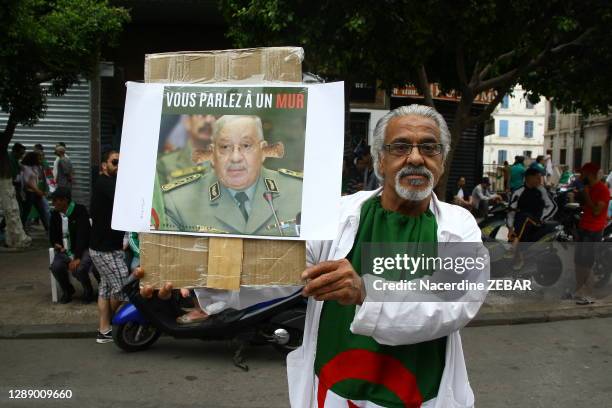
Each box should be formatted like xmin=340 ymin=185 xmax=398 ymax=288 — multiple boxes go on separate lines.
xmin=111 ymin=274 xmax=306 ymax=370
xmin=480 ymin=202 xmax=564 ymax=287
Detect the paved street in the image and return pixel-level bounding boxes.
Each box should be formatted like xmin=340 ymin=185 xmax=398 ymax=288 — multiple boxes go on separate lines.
xmin=1 ymin=318 xmax=610 ymax=408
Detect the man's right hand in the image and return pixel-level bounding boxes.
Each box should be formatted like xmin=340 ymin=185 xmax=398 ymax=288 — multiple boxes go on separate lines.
xmin=135 ymin=267 xmax=190 ymax=300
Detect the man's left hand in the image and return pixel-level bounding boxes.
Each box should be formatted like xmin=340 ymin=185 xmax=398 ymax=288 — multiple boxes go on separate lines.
xmin=302 ymin=259 xmax=365 ymax=305
xmin=68 ymin=259 xmax=80 ymax=272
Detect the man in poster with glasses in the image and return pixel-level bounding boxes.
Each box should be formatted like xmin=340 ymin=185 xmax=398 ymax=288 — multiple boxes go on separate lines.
xmin=160 ymin=115 xmax=303 ymax=237
xmin=292 ymin=105 xmax=486 ymax=408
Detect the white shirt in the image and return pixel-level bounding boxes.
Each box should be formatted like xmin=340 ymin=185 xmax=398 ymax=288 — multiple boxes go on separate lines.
xmin=287 ymin=189 xmax=486 ymax=408
xmin=456 ymin=187 xmax=465 ymax=200
xmin=471 ymin=184 xmax=495 ymax=210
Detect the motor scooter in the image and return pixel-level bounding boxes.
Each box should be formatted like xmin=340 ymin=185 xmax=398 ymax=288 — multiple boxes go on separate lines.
xmin=111 ymin=274 xmax=306 ymax=370
xmin=480 ymin=203 xmax=565 ymax=287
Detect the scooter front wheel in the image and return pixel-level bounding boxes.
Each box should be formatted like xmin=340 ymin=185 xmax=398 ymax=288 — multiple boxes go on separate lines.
xmin=113 ymin=322 xmax=161 ymax=352
xmin=533 ymin=253 xmax=562 ymax=287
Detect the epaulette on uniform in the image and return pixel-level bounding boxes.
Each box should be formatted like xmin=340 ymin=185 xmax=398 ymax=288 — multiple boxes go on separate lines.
xmin=278 ymin=168 xmax=303 ymax=179
xmin=161 ymin=173 xmax=202 ymax=192
xmin=170 ymin=165 xmax=207 ymax=179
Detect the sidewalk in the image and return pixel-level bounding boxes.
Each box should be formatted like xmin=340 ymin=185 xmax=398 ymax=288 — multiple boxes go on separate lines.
xmin=1 ymin=225 xmax=611 ymax=339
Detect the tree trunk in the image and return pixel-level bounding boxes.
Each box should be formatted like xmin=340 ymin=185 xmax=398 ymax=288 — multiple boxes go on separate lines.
xmin=0 ymin=113 xmax=18 ymax=178
xmin=435 ymin=98 xmax=473 ymax=200
xmin=0 ymin=112 xmax=17 ymax=151
xmin=0 ymin=178 xmax=32 ymax=248
xmin=0 ymin=113 xmax=31 ymax=248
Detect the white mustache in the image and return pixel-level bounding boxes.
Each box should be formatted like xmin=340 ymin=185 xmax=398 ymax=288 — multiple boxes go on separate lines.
xmin=226 ymin=165 xmax=247 ymax=171
xmin=398 ymin=166 xmax=433 ymax=185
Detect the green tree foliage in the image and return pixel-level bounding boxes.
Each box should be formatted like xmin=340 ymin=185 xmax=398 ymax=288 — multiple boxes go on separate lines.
xmin=220 ymin=0 xmax=612 ymax=194
xmin=0 ymin=0 xmax=129 ymax=152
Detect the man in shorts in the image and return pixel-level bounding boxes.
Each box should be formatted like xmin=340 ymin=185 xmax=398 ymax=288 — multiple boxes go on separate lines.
xmin=89 ymin=150 xmax=128 ymax=343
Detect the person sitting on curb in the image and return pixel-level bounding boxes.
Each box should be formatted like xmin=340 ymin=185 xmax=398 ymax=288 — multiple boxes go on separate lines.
xmin=471 ymin=176 xmax=502 ymax=220
xmin=49 ymin=187 xmax=97 ymax=303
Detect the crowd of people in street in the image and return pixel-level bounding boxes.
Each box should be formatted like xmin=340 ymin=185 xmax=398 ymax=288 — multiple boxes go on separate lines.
xmin=452 ymin=153 xmax=612 ymax=305
xmin=1 ymin=142 xmax=141 ymax=343
xmin=2 ymin=131 xmax=611 ymax=347
xmin=3 ymin=142 xmax=73 ymax=236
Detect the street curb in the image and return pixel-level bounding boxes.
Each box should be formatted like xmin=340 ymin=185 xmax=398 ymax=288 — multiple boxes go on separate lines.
xmin=1 ymin=304 xmax=612 ymax=339
xmin=469 ymin=303 xmax=612 ymax=327
xmin=0 ymin=324 xmax=95 ymax=339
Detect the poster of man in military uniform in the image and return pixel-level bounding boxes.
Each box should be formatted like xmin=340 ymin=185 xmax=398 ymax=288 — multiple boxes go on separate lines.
xmin=151 ymin=85 xmax=307 ymax=238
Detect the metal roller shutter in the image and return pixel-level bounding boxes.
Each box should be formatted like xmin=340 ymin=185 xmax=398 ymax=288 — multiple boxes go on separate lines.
xmin=1 ymin=81 xmax=92 ymax=207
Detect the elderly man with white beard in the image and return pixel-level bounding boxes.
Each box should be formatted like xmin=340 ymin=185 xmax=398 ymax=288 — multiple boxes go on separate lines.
xmin=291 ymin=105 xmax=485 ymax=408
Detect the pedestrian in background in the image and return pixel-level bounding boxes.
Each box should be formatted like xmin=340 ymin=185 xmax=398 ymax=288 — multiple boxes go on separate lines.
xmin=453 ymin=176 xmax=473 ymax=210
xmin=34 ymin=144 xmax=56 ymax=193
xmin=573 ymin=162 xmax=610 ymax=305
xmin=509 ymin=155 xmax=526 ymax=192
xmin=9 ymin=143 xmax=26 ymax=219
xmin=471 ymin=177 xmax=502 ymax=219
xmin=54 ymin=143 xmax=74 ymax=191
xmin=1 ymin=143 xmax=27 ymax=231
xmin=503 ymin=160 xmax=511 ymax=192
xmin=49 ymin=187 xmax=97 ymax=304
xmin=529 ymin=155 xmax=546 ymax=185
xmin=30 ymin=146 xmax=51 ymax=228
xmin=559 ymin=165 xmax=572 ymax=185
xmin=20 ymin=152 xmax=49 ymax=232
xmin=89 ymin=150 xmax=128 ymax=344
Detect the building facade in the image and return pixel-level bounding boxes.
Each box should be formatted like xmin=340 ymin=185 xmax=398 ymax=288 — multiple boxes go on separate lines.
xmin=544 ymin=103 xmax=612 ymax=173
xmin=484 ymin=84 xmax=546 ymax=166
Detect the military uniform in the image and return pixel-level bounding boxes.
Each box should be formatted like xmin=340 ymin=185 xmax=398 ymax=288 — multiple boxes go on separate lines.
xmin=161 ymin=167 xmax=303 ymax=237
xmin=156 ymin=142 xmax=210 ymax=186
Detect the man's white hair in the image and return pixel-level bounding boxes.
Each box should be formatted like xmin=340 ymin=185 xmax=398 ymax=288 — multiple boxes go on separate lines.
xmin=212 ymin=115 xmax=264 ymax=142
xmin=372 ymin=105 xmax=450 ymax=181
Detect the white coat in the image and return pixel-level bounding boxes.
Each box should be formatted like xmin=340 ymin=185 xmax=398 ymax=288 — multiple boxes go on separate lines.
xmin=287 ymin=188 xmax=485 ymax=408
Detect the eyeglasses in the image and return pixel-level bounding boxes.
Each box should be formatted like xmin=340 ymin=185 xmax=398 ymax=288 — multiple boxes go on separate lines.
xmin=383 ymin=142 xmax=444 ymax=157
xmin=111 ymin=159 xmax=119 ymax=166
xmin=216 ymin=143 xmax=258 ymax=156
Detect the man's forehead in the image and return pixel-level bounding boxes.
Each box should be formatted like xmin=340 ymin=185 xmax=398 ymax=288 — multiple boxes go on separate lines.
xmin=385 ymin=115 xmax=440 ymax=140
xmin=219 ymin=119 xmax=258 ymax=136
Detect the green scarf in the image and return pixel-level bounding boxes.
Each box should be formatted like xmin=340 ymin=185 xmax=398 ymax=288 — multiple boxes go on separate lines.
xmin=63 ymin=201 xmax=75 ymax=258
xmin=314 ymin=196 xmax=446 ymax=407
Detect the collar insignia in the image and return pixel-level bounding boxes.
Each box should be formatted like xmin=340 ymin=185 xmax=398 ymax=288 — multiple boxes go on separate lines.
xmin=209 ymin=182 xmax=220 ymax=202
xmin=264 ymin=178 xmax=279 ymax=193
